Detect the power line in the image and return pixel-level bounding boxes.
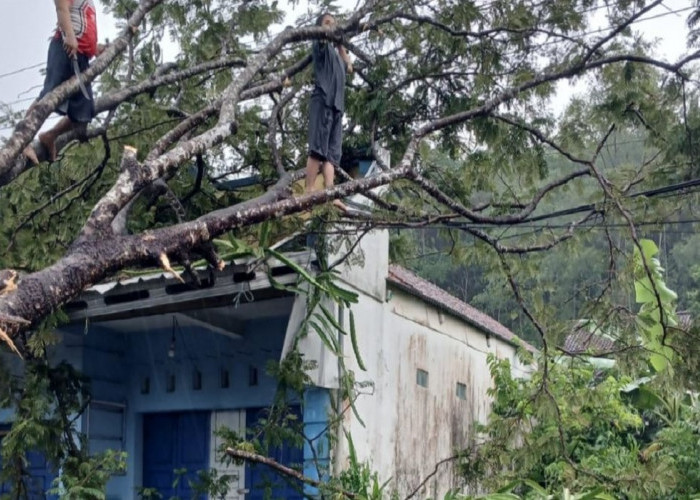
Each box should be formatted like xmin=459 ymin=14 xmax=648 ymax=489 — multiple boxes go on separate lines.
xmin=0 ymin=63 xmax=45 ymax=80
xmin=1 ymin=96 xmax=36 ymax=108
xmin=511 ymin=176 xmax=700 ymax=224
xmin=348 ymin=175 xmax=700 ymax=236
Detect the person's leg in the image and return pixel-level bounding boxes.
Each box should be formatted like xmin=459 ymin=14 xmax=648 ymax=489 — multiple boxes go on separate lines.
xmin=38 ymin=117 xmax=74 ymax=162
xmin=305 ymin=96 xmax=332 ymax=194
xmin=42 ymin=53 xmax=95 ymax=162
xmin=320 ymin=161 xmax=347 ymax=211
xmin=23 ymin=39 xmax=75 ymax=165
xmin=305 ymin=155 xmax=323 ymax=192
xmin=325 ymin=109 xmax=347 ymax=211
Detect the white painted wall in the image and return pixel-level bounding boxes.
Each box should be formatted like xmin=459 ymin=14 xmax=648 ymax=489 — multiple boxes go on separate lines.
xmin=319 ymin=229 xmax=531 ymax=498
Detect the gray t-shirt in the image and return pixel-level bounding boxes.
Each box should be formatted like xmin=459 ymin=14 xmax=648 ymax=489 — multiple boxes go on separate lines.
xmin=312 ymin=40 xmax=346 ymax=112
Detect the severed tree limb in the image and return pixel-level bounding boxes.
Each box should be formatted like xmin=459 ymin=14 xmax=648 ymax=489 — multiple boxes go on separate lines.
xmin=80 ymin=23 xmax=378 ymax=239
xmin=0 ymin=158 xmax=413 ymax=345
xmin=225 ymin=448 xmax=356 ymax=499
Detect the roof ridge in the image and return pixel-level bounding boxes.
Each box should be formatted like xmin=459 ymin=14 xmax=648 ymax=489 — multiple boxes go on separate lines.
xmin=387 ymin=264 xmax=536 ymax=352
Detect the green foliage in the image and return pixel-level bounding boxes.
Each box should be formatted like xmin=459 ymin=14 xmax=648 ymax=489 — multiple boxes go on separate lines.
xmin=0 ymin=357 xmax=125 ymax=498
xmin=634 ymin=239 xmax=677 ymax=373
xmin=334 ymin=433 xmax=390 ymax=500
xmin=4 ymin=0 xmax=700 ymax=497
xmin=50 ymin=450 xmax=127 ymax=499
xmin=461 ymin=356 xmax=653 ymax=497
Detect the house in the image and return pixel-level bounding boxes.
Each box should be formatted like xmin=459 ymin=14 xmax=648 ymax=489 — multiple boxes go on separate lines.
xmin=0 ymin=224 xmax=533 ymax=499
xmin=0 ymin=152 xmax=534 ymax=499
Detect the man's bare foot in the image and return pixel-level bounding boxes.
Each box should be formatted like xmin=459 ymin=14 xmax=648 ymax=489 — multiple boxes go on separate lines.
xmin=38 ymin=132 xmax=57 ymax=162
xmin=22 ymin=146 xmax=39 ymax=165
xmin=333 ymin=199 xmax=348 ymax=212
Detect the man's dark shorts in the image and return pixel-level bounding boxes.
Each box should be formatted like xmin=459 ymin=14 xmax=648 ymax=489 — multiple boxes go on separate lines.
xmin=39 ymin=38 xmax=95 ymax=124
xmin=308 ymin=93 xmax=342 ymax=167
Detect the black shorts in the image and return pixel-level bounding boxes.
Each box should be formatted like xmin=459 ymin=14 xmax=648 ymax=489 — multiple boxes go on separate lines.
xmin=308 ymin=93 xmax=342 ymax=167
xmin=39 ymin=38 xmax=95 ymax=124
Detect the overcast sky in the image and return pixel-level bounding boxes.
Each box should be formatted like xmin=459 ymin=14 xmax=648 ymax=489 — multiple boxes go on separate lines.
xmin=0 ymin=0 xmax=695 ymax=136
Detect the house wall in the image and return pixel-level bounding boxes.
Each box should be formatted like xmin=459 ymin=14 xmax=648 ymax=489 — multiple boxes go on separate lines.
xmin=325 ymin=229 xmax=530 ymax=498
xmin=347 ymin=286 xmax=528 ymax=497
xmin=72 ymin=314 xmax=293 ymax=499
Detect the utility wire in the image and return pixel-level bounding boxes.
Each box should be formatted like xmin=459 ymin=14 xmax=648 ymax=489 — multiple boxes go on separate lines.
xmin=513 ymin=176 xmax=700 ymax=224
xmin=0 ymin=62 xmax=44 ymax=80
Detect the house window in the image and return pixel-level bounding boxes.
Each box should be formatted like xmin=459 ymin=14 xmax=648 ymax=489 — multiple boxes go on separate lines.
xmin=166 ymin=373 xmax=176 ymax=393
xmin=249 ymin=366 xmax=258 ymax=387
xmin=193 ymin=369 xmax=202 ymax=391
xmin=456 ymin=382 xmax=467 ymax=400
xmin=86 ymin=401 xmax=126 ymax=456
xmin=220 ymin=369 xmax=230 ymax=389
xmin=416 ymin=369 xmax=429 ymax=388
xmin=140 ymin=376 xmax=150 ymax=395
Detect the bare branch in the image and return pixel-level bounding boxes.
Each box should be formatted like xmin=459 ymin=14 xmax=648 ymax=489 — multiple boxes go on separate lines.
xmin=267 ymin=89 xmax=299 ymax=176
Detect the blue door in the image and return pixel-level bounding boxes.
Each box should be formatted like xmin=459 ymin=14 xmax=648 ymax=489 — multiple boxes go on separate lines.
xmin=245 ymin=407 xmax=303 ymax=500
xmin=142 ymin=412 xmax=210 ymax=499
xmin=0 ymin=427 xmax=57 ymax=499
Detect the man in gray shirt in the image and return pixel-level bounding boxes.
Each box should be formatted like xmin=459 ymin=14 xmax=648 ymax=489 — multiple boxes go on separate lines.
xmin=304 ymin=13 xmax=353 ymax=211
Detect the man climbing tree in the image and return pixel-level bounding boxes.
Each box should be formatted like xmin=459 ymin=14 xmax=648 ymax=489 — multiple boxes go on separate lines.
xmin=24 ymin=0 xmax=102 ymax=164
xmin=304 ymin=12 xmax=353 ymax=212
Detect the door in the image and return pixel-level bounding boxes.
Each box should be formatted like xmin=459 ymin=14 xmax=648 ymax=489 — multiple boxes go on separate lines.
xmin=210 ymin=411 xmax=245 ymax=500
xmin=142 ymin=411 xmax=210 ymax=499
xmin=244 ymin=407 xmax=303 ymax=500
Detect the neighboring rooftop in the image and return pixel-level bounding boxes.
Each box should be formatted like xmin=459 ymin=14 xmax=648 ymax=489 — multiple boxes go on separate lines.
xmin=387 ymin=265 xmax=536 ymax=352
xmin=563 ymin=326 xmax=618 ymax=356
xmin=563 ymin=312 xmax=694 ymax=356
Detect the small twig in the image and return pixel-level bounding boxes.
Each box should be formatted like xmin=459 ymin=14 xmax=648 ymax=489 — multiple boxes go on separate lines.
xmin=403 ymin=455 xmax=460 ymax=500
xmin=267 ymin=89 xmax=298 ymax=176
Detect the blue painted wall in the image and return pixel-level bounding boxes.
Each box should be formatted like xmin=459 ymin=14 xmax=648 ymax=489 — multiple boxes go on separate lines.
xmin=0 ymin=312 xmax=333 ymax=499
xmin=76 ymin=314 xmax=292 ymax=498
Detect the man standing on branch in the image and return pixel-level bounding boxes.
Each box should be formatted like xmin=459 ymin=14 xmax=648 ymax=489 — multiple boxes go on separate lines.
xmin=24 ymin=0 xmax=103 ymax=164
xmin=304 ymin=13 xmax=353 ymax=212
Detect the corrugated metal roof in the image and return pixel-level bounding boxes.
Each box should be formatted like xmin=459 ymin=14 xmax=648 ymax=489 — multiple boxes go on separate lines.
xmin=387 ymin=265 xmax=536 ymax=352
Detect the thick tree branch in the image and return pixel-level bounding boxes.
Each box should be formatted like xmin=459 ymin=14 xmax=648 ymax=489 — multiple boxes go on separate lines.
xmin=95 ymin=55 xmax=246 ymax=114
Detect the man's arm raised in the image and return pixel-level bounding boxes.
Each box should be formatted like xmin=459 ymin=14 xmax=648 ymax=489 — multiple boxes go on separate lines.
xmin=337 ymin=44 xmax=353 ymax=73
